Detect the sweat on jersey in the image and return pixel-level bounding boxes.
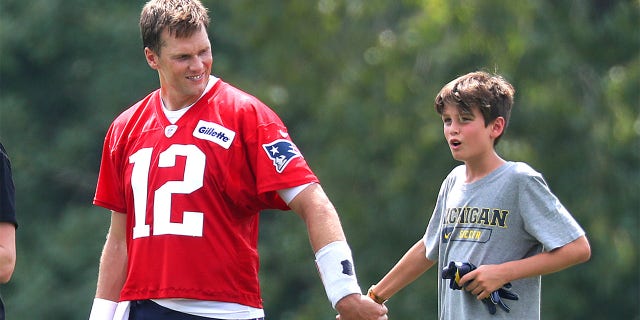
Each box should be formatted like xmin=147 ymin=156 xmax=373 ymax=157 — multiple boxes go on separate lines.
xmin=94 ymin=79 xmax=319 ymax=308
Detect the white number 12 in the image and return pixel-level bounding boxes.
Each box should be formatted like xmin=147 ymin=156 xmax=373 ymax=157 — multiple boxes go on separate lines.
xmin=129 ymin=144 xmax=206 ymax=239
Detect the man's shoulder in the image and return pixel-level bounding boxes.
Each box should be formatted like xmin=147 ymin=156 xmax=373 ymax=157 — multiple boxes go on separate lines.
xmin=111 ymin=90 xmax=160 ymax=124
xmin=213 ymin=80 xmax=262 ymax=105
xmin=210 ymin=80 xmax=280 ymax=122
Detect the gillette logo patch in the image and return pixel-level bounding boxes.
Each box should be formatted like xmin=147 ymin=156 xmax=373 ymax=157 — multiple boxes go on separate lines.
xmin=193 ymin=120 xmax=235 ymax=149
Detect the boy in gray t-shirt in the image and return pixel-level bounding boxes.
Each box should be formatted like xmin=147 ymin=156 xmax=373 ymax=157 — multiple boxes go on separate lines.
xmin=363 ymin=71 xmax=591 ymax=319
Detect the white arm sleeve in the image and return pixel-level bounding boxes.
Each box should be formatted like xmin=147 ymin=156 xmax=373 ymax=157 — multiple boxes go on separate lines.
xmin=277 ymin=182 xmax=314 ymax=205
xmin=89 ymin=298 xmax=117 ymax=320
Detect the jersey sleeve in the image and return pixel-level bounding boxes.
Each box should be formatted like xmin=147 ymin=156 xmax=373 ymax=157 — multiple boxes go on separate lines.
xmin=218 ymin=86 xmax=319 ymax=211
xmin=93 ymin=122 xmax=127 ymax=213
xmin=244 ymin=101 xmax=318 ymax=198
xmin=517 ymin=167 xmax=585 ymax=251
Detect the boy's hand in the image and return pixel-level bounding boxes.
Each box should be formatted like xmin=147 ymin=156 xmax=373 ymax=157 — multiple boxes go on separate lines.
xmin=442 ymin=261 xmax=519 ymax=314
xmin=459 ymin=264 xmax=509 ymax=299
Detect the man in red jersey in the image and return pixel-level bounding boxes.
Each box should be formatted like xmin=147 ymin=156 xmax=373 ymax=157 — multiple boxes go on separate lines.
xmin=88 ymin=1 xmax=387 ymax=320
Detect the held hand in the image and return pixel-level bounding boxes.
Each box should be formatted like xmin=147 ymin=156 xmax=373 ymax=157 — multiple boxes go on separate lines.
xmin=335 ymin=293 xmax=388 ymax=320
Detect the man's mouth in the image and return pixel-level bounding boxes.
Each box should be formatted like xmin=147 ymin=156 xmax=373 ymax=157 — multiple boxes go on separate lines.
xmin=187 ymin=74 xmax=205 ymax=81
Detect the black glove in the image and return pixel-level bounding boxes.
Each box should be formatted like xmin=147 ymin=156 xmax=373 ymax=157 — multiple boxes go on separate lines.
xmin=482 ymin=282 xmax=519 ymax=314
xmin=441 ymin=261 xmax=477 ymax=290
xmin=442 ymin=261 xmax=519 ymax=315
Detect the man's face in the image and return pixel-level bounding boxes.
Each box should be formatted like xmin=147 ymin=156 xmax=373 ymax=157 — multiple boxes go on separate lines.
xmin=145 ymin=25 xmax=213 ymax=110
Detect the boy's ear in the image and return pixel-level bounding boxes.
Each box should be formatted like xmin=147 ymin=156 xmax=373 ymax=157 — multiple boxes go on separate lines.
xmin=490 ymin=117 xmax=506 ymax=139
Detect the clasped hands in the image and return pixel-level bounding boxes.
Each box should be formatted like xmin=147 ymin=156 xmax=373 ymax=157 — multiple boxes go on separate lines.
xmin=335 ymin=293 xmax=388 ymax=320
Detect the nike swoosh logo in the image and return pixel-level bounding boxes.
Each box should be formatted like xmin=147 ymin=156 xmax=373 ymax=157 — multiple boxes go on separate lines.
xmin=279 ymin=130 xmax=289 ymax=138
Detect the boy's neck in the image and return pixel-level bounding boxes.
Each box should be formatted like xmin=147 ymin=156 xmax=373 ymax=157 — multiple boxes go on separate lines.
xmin=464 ymin=152 xmax=506 ymax=183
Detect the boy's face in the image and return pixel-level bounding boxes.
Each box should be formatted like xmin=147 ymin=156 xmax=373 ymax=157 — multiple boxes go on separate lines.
xmin=440 ymin=104 xmax=498 ymax=163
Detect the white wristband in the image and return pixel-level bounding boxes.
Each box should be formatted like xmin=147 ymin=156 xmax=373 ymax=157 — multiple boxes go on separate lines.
xmin=89 ymin=298 xmax=117 ymax=320
xmin=315 ymin=241 xmax=362 ymax=308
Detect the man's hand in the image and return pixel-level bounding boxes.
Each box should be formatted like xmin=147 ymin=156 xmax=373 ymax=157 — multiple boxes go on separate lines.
xmin=335 ymin=293 xmax=388 ymax=320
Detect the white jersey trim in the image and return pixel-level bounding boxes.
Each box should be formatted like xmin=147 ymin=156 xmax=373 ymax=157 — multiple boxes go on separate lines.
xmin=151 ymin=299 xmax=264 ymax=319
xmin=162 ymin=75 xmax=220 ymax=124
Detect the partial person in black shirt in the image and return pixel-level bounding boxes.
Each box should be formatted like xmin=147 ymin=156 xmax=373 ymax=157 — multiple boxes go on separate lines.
xmin=0 ymin=142 xmax=17 ymax=320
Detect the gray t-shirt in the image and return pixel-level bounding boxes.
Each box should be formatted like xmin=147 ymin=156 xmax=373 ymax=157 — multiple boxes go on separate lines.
xmin=423 ymin=162 xmax=585 ymax=320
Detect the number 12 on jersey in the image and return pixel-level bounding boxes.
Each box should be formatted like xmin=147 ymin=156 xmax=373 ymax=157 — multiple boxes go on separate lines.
xmin=129 ymin=144 xmax=206 ymax=239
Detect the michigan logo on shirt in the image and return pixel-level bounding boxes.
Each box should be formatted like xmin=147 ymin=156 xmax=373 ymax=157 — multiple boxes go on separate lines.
xmin=262 ymin=139 xmax=302 ymax=173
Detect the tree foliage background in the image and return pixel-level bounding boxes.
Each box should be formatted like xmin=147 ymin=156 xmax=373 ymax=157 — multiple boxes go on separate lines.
xmin=0 ymin=0 xmax=638 ymax=319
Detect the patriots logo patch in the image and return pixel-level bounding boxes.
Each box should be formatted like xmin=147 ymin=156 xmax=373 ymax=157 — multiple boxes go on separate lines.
xmin=262 ymin=139 xmax=302 ymax=173
xmin=341 ymin=260 xmax=354 ymax=276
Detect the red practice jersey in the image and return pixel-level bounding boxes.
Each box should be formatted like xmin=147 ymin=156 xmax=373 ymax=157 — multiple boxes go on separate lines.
xmin=94 ymin=79 xmax=318 ymax=308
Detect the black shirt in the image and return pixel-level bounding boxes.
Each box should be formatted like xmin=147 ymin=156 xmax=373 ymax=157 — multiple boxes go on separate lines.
xmin=0 ymin=143 xmax=16 ymax=227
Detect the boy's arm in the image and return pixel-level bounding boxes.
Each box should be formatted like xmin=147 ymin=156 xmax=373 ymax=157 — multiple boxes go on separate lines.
xmin=460 ymin=235 xmax=591 ymax=300
xmin=369 ymin=239 xmax=436 ymax=303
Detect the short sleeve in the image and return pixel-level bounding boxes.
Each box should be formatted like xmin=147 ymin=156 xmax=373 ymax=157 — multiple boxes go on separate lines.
xmin=518 ymin=171 xmax=585 ymax=251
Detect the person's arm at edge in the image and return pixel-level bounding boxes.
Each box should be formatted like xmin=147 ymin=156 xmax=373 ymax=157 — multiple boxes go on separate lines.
xmin=369 ymin=239 xmax=435 ymax=303
xmin=95 ymin=211 xmax=128 ymax=301
xmin=0 ymin=222 xmax=16 ymax=283
xmin=287 ymin=183 xmax=387 ymax=318
xmin=460 ymin=235 xmax=591 ymax=300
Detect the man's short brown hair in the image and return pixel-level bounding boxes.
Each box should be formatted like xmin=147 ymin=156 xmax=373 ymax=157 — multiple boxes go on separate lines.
xmin=140 ymin=0 xmax=210 ymax=54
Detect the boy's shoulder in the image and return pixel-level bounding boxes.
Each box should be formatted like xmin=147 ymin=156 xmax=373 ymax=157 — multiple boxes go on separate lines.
xmin=449 ymin=161 xmax=541 ymax=178
xmin=508 ymin=161 xmax=543 ymax=178
xmin=498 ymin=162 xmax=550 ymax=189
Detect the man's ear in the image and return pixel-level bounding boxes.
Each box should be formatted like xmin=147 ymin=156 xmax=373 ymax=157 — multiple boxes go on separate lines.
xmin=144 ymin=47 xmax=159 ymax=70
xmin=490 ymin=117 xmax=506 ymax=139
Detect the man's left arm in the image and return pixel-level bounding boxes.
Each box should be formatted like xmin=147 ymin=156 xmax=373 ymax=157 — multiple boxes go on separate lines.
xmin=287 ymin=183 xmax=387 ymax=320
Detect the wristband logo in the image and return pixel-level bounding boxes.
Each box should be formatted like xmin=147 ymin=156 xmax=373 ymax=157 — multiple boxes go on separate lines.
xmin=262 ymin=139 xmax=302 ymax=173
xmin=341 ymin=260 xmax=354 ymax=276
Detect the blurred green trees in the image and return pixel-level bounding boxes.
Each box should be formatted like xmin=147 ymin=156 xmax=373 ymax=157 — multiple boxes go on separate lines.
xmin=0 ymin=0 xmax=637 ymax=319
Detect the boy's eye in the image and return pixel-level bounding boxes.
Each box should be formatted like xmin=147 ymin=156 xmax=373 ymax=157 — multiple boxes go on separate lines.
xmin=459 ymin=115 xmax=474 ymax=122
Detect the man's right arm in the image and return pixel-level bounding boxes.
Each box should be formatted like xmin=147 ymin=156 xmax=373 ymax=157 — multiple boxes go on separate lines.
xmin=89 ymin=211 xmax=128 ymax=319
